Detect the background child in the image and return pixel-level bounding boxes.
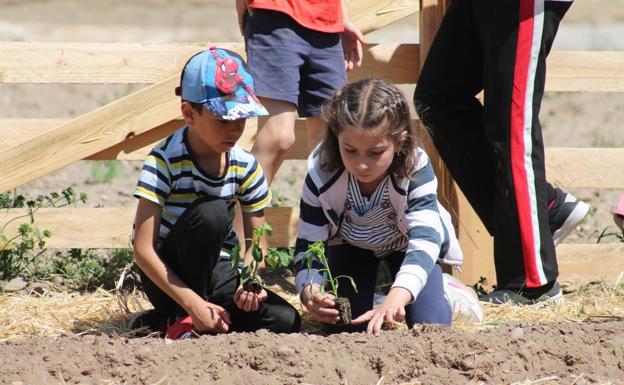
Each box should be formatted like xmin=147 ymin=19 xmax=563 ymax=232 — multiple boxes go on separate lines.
xmin=414 ymin=0 xmax=589 ymax=305
xmin=131 ymin=48 xmax=300 ymax=339
xmin=236 ymin=0 xmax=367 ymax=184
xmin=614 ymin=193 xmax=624 ymax=231
xmin=294 ymin=79 xmax=464 ymax=335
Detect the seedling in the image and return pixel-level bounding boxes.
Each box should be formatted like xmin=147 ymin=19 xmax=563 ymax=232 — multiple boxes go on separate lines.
xmin=302 ymin=241 xmax=358 ymax=325
xmin=230 ymin=223 xmax=293 ymax=294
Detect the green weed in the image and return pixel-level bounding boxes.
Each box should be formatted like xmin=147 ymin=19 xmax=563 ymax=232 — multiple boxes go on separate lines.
xmin=43 ymin=248 xmax=140 ymax=291
xmin=0 ymin=188 xmax=87 ymax=280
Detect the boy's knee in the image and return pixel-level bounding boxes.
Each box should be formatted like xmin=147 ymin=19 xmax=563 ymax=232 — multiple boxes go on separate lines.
xmin=186 ymin=199 xmax=229 ymax=237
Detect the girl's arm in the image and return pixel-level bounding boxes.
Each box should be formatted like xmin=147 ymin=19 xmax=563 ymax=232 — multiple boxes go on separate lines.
xmin=393 ymin=152 xmax=444 ymax=302
xmin=294 ymin=173 xmax=340 ymax=323
xmin=133 ymin=198 xmax=231 ymax=333
xmin=293 ymin=174 xmax=332 ymax=294
xmin=352 ymin=152 xmax=444 ymax=335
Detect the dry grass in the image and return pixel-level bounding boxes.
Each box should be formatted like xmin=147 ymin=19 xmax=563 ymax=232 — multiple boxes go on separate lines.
xmin=479 ymin=277 xmax=624 ymax=328
xmin=1 ymin=278 xmax=623 ymax=340
xmin=0 ymin=287 xmax=150 ymax=341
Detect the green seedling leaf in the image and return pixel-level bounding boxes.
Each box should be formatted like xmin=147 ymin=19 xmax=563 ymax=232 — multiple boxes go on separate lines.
xmin=266 ymin=248 xmax=280 ymax=271
xmin=334 ymin=275 xmax=358 ymax=294
xmin=252 ymin=244 xmax=263 ymax=263
xmin=230 ymin=244 xmax=242 ymax=270
xmin=278 ymin=248 xmax=293 ymax=267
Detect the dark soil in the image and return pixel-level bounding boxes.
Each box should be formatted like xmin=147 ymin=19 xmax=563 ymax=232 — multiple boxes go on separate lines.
xmin=335 ymin=296 xmax=352 ymax=326
xmin=243 ymin=281 xmax=263 ymax=295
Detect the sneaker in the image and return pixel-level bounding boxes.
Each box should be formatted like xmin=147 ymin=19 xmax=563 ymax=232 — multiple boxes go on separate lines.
xmin=128 ymin=309 xmax=168 ymax=336
xmin=443 ymin=273 xmax=484 ymax=324
xmin=549 ymin=189 xmax=590 ymax=246
xmin=166 ymin=315 xmax=198 ymax=340
xmin=479 ymin=281 xmax=563 ymax=305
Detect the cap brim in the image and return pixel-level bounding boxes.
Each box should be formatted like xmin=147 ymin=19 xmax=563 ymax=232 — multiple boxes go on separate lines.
xmin=204 ymin=94 xmax=268 ymax=121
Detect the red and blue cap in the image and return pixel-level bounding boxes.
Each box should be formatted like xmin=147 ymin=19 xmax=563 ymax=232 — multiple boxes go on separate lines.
xmin=175 ymin=47 xmax=268 ymax=120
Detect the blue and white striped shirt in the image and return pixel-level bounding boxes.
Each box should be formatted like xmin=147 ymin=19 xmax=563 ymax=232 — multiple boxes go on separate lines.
xmin=294 ymin=147 xmax=461 ymax=302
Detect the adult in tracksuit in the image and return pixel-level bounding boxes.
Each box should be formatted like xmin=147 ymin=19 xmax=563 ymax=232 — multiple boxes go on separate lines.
xmin=414 ymin=0 xmax=575 ymax=303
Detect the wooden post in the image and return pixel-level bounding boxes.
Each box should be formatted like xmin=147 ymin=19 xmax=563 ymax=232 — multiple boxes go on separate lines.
xmin=419 ymin=0 xmax=496 ymax=287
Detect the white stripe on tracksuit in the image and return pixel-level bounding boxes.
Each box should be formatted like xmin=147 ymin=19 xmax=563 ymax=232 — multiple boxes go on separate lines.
xmin=512 ymin=0 xmax=547 ymax=286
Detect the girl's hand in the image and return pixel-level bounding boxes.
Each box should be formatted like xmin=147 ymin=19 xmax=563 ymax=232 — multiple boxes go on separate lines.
xmin=188 ymin=299 xmax=231 ymax=333
xmin=351 ymin=287 xmax=412 ymax=336
xmin=234 ymin=286 xmax=268 ymax=312
xmin=300 ymin=284 xmax=340 ymax=324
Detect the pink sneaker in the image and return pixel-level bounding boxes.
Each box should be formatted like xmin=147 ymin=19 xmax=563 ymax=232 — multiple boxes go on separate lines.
xmin=166 ymin=316 xmax=198 ymax=340
xmin=614 ymin=193 xmax=624 ymax=230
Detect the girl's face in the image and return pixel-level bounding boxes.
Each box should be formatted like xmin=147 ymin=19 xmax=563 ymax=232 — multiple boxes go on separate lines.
xmin=338 ymin=127 xmax=398 ymax=192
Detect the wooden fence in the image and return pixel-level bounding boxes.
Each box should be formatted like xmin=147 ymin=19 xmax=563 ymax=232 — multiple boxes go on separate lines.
xmin=1 ymin=0 xmax=623 ymax=286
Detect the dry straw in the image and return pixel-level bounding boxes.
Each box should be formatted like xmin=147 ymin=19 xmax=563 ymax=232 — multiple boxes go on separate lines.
xmin=480 ymin=277 xmax=624 ymax=328
xmin=1 ymin=277 xmax=623 ymax=340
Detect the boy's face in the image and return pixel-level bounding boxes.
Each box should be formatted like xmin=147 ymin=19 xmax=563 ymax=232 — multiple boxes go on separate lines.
xmin=182 ymin=102 xmax=245 ymax=154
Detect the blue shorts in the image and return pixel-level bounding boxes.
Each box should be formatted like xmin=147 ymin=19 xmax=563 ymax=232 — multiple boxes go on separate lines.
xmin=244 ymin=9 xmax=347 ymax=117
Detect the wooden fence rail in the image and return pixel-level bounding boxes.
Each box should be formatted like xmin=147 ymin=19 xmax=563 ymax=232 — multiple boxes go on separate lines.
xmin=1 ymin=0 xmax=622 ymax=286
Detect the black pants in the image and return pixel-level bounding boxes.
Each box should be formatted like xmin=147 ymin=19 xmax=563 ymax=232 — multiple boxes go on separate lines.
xmin=414 ymin=0 xmax=572 ymax=290
xmin=325 ymin=244 xmax=451 ymax=333
xmin=139 ymin=199 xmax=300 ymax=333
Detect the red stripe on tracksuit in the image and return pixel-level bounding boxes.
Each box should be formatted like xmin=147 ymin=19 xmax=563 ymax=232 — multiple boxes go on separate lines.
xmin=511 ymin=0 xmax=542 ymax=287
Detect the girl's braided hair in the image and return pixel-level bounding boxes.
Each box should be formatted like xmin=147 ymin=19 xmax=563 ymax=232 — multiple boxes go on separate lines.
xmin=318 ymin=78 xmax=420 ymax=179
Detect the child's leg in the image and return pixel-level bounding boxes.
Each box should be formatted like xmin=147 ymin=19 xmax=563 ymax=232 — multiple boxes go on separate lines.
xmin=138 ymin=199 xmax=229 ymax=318
xmin=251 ymin=98 xmax=297 ymax=184
xmin=208 ymin=259 xmax=301 ymax=333
xmin=386 ymin=254 xmax=452 ymax=326
xmin=244 ymin=9 xmax=305 ymax=184
xmin=326 ymin=243 xmax=379 ymax=333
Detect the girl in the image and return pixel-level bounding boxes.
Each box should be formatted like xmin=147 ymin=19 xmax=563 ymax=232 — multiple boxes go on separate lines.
xmin=294 ymin=79 xmax=463 ymax=335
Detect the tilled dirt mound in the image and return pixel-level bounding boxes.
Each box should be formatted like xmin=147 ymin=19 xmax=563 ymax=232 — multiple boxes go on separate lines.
xmin=2 ymin=321 xmax=623 ymax=385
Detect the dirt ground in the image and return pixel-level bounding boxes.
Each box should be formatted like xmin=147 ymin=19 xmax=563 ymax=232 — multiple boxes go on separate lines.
xmin=2 ymin=321 xmax=624 ymax=385
xmin=1 ymin=1 xmax=624 ymax=384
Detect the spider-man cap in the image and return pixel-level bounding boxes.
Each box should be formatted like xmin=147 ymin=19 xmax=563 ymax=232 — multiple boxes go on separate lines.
xmin=175 ymin=47 xmax=268 ymax=120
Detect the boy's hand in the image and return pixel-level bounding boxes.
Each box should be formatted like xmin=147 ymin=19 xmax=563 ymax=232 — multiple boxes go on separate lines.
xmin=188 ymin=300 xmax=231 ymax=333
xmin=300 ymin=284 xmax=340 ymax=324
xmin=341 ymin=20 xmax=368 ymax=71
xmin=351 ymin=287 xmax=411 ymax=336
xmin=234 ymin=286 xmax=268 ymax=312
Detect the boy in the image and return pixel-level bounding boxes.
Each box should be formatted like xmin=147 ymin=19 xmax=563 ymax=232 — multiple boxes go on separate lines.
xmin=236 ymin=0 xmax=367 ymax=184
xmin=130 ymin=48 xmax=300 ymax=338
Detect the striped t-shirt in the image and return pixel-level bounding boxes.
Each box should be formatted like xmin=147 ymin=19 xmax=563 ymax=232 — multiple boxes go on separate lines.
xmin=338 ymin=174 xmax=407 ymax=256
xmin=134 ymin=126 xmax=271 ymax=257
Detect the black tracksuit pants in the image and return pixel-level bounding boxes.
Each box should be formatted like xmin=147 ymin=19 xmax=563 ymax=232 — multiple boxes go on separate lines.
xmin=414 ymin=0 xmax=572 ymax=290
xmin=139 ymin=199 xmax=301 ymax=333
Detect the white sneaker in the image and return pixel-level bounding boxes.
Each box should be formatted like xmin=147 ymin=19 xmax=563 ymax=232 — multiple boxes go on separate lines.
xmin=443 ymin=273 xmax=484 ymax=325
